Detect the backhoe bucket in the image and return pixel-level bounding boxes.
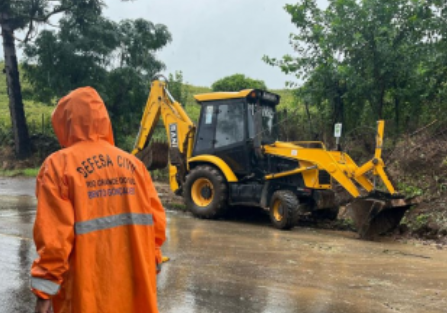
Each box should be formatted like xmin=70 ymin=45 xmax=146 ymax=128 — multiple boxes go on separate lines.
xmin=347 ymin=193 xmax=412 ymax=239
xmin=135 ymin=141 xmax=169 ymax=170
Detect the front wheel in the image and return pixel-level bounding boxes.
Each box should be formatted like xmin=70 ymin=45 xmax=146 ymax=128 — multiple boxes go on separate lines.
xmin=269 ymin=190 xmax=300 ymax=230
xmin=184 ymin=165 xmax=228 ymax=219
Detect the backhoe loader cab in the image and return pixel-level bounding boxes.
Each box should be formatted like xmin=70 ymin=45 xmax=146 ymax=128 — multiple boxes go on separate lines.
xmin=133 ymin=76 xmax=414 ymax=239
xmin=189 ymin=89 xmax=337 ymax=228
xmin=193 ymin=90 xmax=280 ymax=177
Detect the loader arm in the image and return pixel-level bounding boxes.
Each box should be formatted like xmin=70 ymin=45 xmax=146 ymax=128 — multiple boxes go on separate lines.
xmin=264 ymin=120 xmax=411 ymax=239
xmin=353 ymin=120 xmax=395 ymax=194
xmin=132 ymin=75 xmax=196 ymax=192
xmin=327 ymin=120 xmax=395 ymax=196
xmin=263 ymin=120 xmax=395 ymax=199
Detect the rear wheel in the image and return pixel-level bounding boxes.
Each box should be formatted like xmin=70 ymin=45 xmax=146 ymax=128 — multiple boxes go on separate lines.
xmin=269 ymin=190 xmax=300 ymax=230
xmin=184 ymin=165 xmax=228 ymax=219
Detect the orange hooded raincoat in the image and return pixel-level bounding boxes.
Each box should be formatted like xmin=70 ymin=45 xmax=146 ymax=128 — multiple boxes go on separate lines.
xmin=30 ymin=87 xmax=166 ymax=313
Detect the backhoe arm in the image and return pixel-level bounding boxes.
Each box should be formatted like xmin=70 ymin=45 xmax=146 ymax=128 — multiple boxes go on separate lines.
xmin=132 ymin=75 xmax=196 ymax=192
xmin=131 ymin=84 xmax=162 ymax=156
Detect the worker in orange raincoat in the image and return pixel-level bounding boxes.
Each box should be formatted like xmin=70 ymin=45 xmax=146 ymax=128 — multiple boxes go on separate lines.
xmin=30 ymin=87 xmax=166 ymax=313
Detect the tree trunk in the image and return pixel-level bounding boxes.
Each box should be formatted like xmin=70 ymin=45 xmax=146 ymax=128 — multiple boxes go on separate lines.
xmin=304 ymin=101 xmax=315 ymax=139
xmin=332 ymin=84 xmax=344 ymax=125
xmin=378 ymin=85 xmax=385 ymax=120
xmin=394 ymin=96 xmax=399 ymax=133
xmin=1 ymin=14 xmax=31 ymax=159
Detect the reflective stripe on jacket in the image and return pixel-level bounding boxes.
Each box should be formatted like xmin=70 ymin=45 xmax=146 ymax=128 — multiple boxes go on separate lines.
xmin=30 ymin=87 xmax=166 ymax=313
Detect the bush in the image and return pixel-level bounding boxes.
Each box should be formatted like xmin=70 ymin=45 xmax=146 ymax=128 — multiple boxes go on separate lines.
xmin=211 ymin=74 xmax=267 ymax=92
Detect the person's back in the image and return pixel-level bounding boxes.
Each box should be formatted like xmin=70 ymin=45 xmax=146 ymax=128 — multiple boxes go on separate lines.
xmin=30 ymin=87 xmax=166 ymax=313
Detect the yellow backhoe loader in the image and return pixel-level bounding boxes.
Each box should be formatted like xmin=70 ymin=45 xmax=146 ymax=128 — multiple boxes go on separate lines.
xmin=132 ymin=75 xmax=413 ymax=239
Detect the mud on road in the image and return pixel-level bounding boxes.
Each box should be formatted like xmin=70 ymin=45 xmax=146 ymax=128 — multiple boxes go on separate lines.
xmin=0 ymin=177 xmax=446 ymax=313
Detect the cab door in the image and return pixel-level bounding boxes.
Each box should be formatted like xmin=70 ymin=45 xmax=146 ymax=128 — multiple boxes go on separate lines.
xmin=213 ymin=99 xmax=251 ymax=176
xmin=193 ymin=103 xmax=216 ymax=155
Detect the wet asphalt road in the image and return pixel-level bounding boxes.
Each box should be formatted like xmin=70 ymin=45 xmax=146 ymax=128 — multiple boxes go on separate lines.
xmin=0 ymin=177 xmax=447 ymax=313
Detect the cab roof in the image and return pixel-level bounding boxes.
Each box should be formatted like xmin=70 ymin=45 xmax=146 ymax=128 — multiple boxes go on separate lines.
xmin=194 ymin=89 xmax=280 ymax=105
xmin=194 ymin=89 xmax=253 ymax=102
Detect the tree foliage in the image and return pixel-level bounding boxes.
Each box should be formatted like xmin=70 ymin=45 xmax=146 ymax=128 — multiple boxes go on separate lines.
xmin=265 ymin=0 xmax=447 ymax=135
xmin=0 ymin=0 xmax=104 ymax=39
xmin=0 ymin=0 xmax=131 ymax=158
xmin=168 ymin=71 xmax=190 ymax=106
xmin=211 ymin=74 xmax=267 ymax=92
xmin=23 ymin=15 xmax=172 ymax=147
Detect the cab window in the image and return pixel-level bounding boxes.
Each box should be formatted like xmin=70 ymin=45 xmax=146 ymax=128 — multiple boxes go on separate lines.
xmin=215 ymin=102 xmax=244 ymax=148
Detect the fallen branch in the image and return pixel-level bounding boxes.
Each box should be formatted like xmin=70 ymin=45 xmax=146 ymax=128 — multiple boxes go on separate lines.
xmin=410 ymin=119 xmax=438 ymax=137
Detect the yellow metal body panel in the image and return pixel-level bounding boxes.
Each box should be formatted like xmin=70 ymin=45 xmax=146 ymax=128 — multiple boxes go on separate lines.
xmin=194 ymin=89 xmax=254 ymax=102
xmin=265 ymin=164 xmax=317 ymax=180
xmin=263 ymin=144 xmax=361 ymax=197
xmin=375 ymin=120 xmax=385 ymax=159
xmin=292 ymin=141 xmax=327 ymax=149
xmin=188 ymin=155 xmax=238 ymax=182
xmin=300 ymin=160 xmax=328 ymax=189
xmin=328 ymin=151 xmax=374 ymax=191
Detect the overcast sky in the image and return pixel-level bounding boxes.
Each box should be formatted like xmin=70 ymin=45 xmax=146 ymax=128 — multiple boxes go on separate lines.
xmin=1 ymin=0 xmax=329 ymax=89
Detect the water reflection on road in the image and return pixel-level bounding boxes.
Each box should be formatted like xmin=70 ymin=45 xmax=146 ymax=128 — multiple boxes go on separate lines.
xmin=159 ymin=211 xmax=446 ymax=313
xmin=0 ymin=178 xmax=446 ymax=313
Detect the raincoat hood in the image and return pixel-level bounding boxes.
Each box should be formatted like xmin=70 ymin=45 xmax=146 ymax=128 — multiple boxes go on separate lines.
xmin=52 ymin=87 xmax=114 ymax=147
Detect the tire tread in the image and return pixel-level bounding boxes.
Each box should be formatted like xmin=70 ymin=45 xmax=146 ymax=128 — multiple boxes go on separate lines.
xmin=269 ymin=190 xmax=300 ymax=230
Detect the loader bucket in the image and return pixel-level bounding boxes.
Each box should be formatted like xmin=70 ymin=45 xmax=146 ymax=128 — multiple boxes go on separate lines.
xmin=135 ymin=141 xmax=169 ymax=170
xmin=347 ymin=192 xmax=412 ymax=239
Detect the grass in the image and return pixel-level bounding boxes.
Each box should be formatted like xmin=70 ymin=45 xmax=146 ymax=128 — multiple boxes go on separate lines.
xmin=0 ymin=167 xmax=40 ymax=177
xmin=0 ymin=62 xmax=54 ymax=132
xmin=166 ymin=203 xmax=187 ymax=211
xmin=397 ymin=182 xmax=424 ymax=197
xmin=184 ymin=84 xmax=210 ymax=122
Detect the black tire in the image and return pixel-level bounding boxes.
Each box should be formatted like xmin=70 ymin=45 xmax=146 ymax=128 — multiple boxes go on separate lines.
xmin=184 ymin=165 xmax=228 ymax=219
xmin=269 ymin=190 xmax=300 ymax=230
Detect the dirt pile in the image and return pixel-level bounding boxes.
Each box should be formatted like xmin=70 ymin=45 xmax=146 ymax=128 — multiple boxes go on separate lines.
xmin=153 ymin=181 xmax=184 ymax=209
xmin=0 ymin=134 xmax=59 ymax=171
xmin=385 ymin=123 xmax=447 ymax=243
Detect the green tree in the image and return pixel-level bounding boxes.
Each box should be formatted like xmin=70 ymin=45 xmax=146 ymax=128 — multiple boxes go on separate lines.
xmin=168 ymin=71 xmax=190 ymax=106
xmin=24 ymin=16 xmax=118 ymax=103
xmin=265 ymin=0 xmax=445 ymax=134
xmin=24 ymin=17 xmax=172 ymax=147
xmin=212 ymin=74 xmax=267 ymax=92
xmin=0 ymin=0 xmax=105 ymax=158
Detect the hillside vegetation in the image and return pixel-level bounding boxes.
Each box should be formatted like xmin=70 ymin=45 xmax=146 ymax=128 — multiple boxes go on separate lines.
xmin=0 ymin=63 xmax=299 ymax=145
xmin=0 ymin=63 xmax=54 ymax=132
